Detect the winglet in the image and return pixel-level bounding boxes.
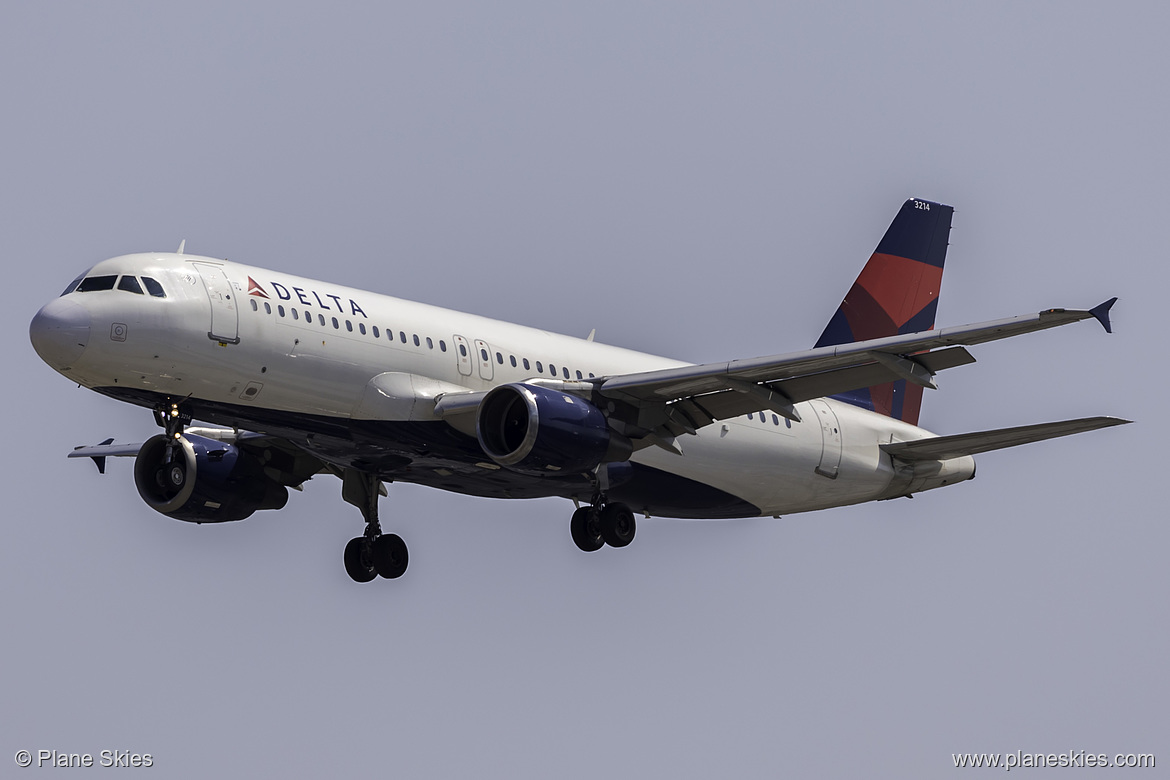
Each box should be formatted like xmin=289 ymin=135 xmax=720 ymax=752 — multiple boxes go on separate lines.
xmin=1088 ymin=297 xmax=1117 ymax=334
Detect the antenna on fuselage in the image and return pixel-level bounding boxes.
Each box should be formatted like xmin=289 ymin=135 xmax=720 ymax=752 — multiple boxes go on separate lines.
xmin=586 ymin=328 xmax=596 ymax=342
xmin=176 ymin=239 xmax=186 ymax=255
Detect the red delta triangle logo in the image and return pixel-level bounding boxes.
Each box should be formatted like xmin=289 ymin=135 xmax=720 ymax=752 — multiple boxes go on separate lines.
xmin=247 ymin=277 xmax=270 ymax=298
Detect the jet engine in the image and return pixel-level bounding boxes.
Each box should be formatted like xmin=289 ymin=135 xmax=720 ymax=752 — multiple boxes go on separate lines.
xmin=133 ymin=433 xmax=289 ymax=523
xmin=476 ymin=383 xmax=631 ymax=476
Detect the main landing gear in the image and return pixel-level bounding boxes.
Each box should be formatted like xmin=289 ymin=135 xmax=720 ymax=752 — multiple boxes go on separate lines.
xmin=342 ymin=470 xmax=408 ymax=583
xmin=570 ymin=495 xmax=636 ymax=553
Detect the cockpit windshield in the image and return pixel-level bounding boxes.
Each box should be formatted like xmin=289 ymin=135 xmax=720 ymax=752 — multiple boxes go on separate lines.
xmin=65 ymin=273 xmax=167 ymax=298
xmin=60 ymin=272 xmax=86 ymax=296
xmin=117 ymin=275 xmax=144 ymax=294
xmin=141 ymin=277 xmax=166 ymax=297
xmin=75 ymin=275 xmax=117 ymax=292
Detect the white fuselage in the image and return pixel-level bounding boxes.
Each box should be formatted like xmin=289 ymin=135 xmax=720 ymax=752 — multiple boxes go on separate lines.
xmin=35 ymin=253 xmax=974 ymax=518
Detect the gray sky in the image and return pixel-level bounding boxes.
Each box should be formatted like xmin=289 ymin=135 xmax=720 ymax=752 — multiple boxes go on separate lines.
xmin=3 ymin=2 xmax=1164 ymax=777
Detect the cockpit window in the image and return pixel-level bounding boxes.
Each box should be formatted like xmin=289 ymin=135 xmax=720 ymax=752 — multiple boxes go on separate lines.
xmin=75 ymin=275 xmax=118 ymax=292
xmin=141 ymin=277 xmax=166 ymax=298
xmin=117 ymin=275 xmax=144 ymax=294
xmin=61 ymin=272 xmax=86 ymax=296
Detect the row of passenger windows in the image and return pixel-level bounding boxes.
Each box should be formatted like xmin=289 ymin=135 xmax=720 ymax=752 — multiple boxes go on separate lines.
xmin=476 ymin=345 xmax=595 ymax=380
xmin=63 ymin=274 xmax=166 ymax=298
xmin=747 ymin=411 xmax=791 ymax=428
xmin=251 ymin=297 xmax=447 ymax=351
xmin=250 ymin=296 xmax=597 ymax=379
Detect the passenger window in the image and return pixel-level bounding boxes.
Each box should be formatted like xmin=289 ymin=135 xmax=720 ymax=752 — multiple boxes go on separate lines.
xmin=264 ymin=302 xmax=272 ymax=314
xmin=549 ymin=364 xmax=556 ymax=375
xmin=372 ymin=326 xmax=380 ymax=338
xmin=536 ymin=361 xmax=543 ymax=373
xmin=141 ymin=277 xmax=166 ymax=297
xmin=773 ymin=415 xmax=780 ymax=425
xmin=439 ymin=340 xmax=447 ymax=352
xmin=480 ymin=348 xmax=488 ymax=361
xmin=359 ymin=323 xmax=366 ymax=335
xmin=523 ymin=358 xmax=530 ymax=370
xmin=76 ymin=275 xmax=117 ymax=292
xmin=400 ymin=332 xmax=407 ymax=344
xmin=304 ymin=310 xmax=311 ymax=322
xmin=278 ymin=305 xmax=285 ymax=317
xmin=459 ymin=344 xmax=467 ymax=357
xmin=346 ymin=320 xmax=353 ymax=332
xmin=318 ymin=314 xmax=325 ymax=326
xmin=496 ymin=352 xmax=503 ymax=364
xmin=589 ymin=373 xmax=595 ymax=378
xmin=510 ymin=356 xmax=517 ymax=368
xmin=250 ymin=299 xmax=258 ymax=311
xmin=117 ymin=276 xmax=144 ymax=294
xmin=576 ymin=370 xmax=583 ymax=379
xmin=292 ymin=309 xmax=299 ymax=321
xmin=426 ymin=337 xmax=433 ymax=349
xmin=562 ymin=367 xmax=569 ymax=379
xmin=332 ymin=317 xmax=339 ymax=329
xmin=413 ymin=334 xmax=420 ymax=347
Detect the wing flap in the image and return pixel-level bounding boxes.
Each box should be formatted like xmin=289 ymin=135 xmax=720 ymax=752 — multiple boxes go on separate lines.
xmin=881 ymin=416 xmax=1131 ymax=461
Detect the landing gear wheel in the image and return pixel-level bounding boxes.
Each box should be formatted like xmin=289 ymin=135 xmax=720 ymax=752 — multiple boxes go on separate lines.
xmin=343 ymin=537 xmax=377 ymax=583
xmin=570 ymin=507 xmax=604 ymax=552
xmin=600 ymin=503 xmax=636 ymax=548
xmin=371 ymin=533 xmax=409 ymax=579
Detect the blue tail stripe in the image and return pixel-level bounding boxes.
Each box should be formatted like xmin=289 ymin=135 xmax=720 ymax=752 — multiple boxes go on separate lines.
xmin=874 ymin=199 xmax=952 ymax=268
xmin=898 ymin=296 xmax=939 ymax=335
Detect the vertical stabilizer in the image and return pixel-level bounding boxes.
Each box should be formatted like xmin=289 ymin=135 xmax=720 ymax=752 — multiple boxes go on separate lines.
xmin=815 ymin=198 xmax=954 ymax=425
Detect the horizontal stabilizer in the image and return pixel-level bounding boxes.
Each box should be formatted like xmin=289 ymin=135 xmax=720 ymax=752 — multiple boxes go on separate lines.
xmin=882 ymin=416 xmax=1131 ymax=461
xmin=70 ymin=437 xmax=140 ymax=474
xmin=70 ymin=439 xmax=144 ymax=460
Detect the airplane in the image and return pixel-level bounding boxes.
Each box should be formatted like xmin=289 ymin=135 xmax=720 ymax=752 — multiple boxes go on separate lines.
xmin=29 ymin=198 xmax=1129 ymax=583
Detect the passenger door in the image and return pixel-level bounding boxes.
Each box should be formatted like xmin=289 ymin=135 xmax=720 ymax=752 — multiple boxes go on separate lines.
xmin=191 ymin=263 xmax=239 ymax=344
xmin=810 ymin=399 xmax=842 ymax=479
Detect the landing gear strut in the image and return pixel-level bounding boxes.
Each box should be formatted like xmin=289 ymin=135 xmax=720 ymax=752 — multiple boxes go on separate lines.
xmin=342 ymin=469 xmax=408 ymax=582
xmin=570 ymin=489 xmax=636 ymax=552
xmin=151 ymin=400 xmax=191 ymax=494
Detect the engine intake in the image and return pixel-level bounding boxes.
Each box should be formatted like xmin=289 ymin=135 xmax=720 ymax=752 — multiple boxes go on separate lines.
xmin=134 ymin=433 xmax=288 ymax=523
xmin=476 ymin=383 xmax=630 ymax=476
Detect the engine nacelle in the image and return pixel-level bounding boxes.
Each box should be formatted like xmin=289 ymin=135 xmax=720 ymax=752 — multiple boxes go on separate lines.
xmin=134 ymin=433 xmax=289 ymax=523
xmin=476 ymin=383 xmax=631 ymax=476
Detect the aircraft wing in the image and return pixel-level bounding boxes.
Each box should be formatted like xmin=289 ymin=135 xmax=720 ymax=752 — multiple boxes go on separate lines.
xmin=881 ymin=416 xmax=1131 ymax=461
xmin=597 ymin=300 xmax=1117 ymax=430
xmin=68 ymin=428 xmax=324 ymax=484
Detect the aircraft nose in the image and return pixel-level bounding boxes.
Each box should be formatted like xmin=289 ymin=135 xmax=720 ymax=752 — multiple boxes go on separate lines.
xmin=30 ymin=297 xmax=91 ymax=370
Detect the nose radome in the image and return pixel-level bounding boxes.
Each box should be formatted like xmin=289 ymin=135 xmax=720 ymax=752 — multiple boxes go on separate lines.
xmin=30 ymin=297 xmax=91 ymax=370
